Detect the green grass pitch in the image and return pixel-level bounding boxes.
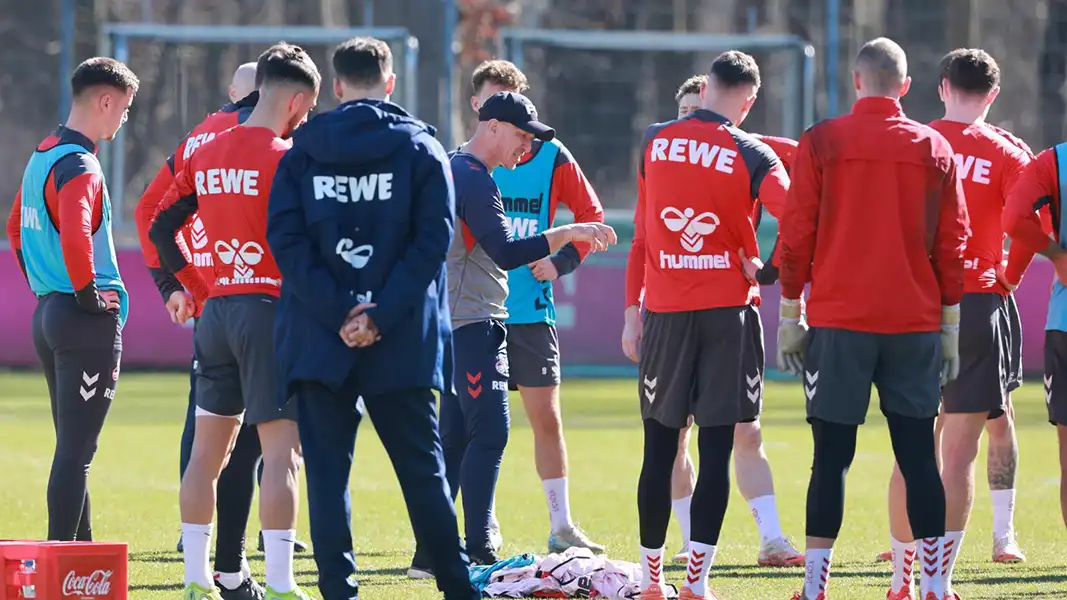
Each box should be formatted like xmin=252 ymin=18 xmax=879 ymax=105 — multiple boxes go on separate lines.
xmin=0 ymin=372 xmax=1065 ymax=599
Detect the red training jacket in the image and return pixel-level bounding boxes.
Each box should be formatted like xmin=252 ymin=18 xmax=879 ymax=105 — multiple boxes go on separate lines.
xmin=928 ymin=120 xmax=1029 ymax=295
xmin=779 ymin=97 xmax=970 ymax=333
xmin=626 ymin=109 xmax=790 ymax=312
xmin=148 ymin=125 xmax=289 ymax=300
xmin=134 ymin=94 xmax=257 ymax=309
xmin=1003 ymin=148 xmax=1061 ymax=282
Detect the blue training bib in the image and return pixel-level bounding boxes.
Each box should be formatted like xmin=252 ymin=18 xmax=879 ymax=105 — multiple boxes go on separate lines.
xmin=496 ymin=140 xmax=560 ymax=325
xmin=19 ymin=144 xmax=129 ymax=327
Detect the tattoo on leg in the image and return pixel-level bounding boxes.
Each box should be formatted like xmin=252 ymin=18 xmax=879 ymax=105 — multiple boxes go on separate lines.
xmin=988 ymin=439 xmax=1019 ymax=491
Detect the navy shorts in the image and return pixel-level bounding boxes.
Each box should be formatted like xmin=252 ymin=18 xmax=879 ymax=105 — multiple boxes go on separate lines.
xmin=1044 ymin=331 xmax=1067 ymax=426
xmin=941 ymin=293 xmax=1010 ymax=417
xmin=638 ymin=305 xmax=763 ymax=429
xmin=194 ymin=294 xmax=295 ymax=425
xmin=506 ymin=323 xmax=561 ymax=390
xmin=803 ymin=327 xmax=942 ymax=426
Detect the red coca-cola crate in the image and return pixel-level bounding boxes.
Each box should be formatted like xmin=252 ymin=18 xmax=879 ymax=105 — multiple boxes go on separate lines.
xmin=0 ymin=541 xmax=127 ymax=600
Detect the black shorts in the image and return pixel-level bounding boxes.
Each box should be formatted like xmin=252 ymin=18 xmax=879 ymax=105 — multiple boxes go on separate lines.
xmin=194 ymin=294 xmax=295 ymax=425
xmin=941 ymin=293 xmax=1010 ymax=417
xmin=1044 ymin=331 xmax=1067 ymax=426
xmin=804 ymin=327 xmax=941 ymax=426
xmin=1007 ymin=292 xmax=1023 ymax=392
xmin=638 ymin=305 xmax=763 ymax=428
xmin=506 ymin=323 xmax=561 ymax=390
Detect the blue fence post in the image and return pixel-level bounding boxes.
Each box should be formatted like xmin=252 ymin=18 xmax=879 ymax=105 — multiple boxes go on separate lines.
xmin=59 ymin=0 xmax=75 ymax=122
xmin=441 ymin=0 xmax=457 ymax=147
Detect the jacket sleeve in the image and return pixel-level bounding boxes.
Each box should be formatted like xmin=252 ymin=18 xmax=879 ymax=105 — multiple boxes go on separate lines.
xmin=1003 ymin=149 xmax=1059 ymax=283
xmin=778 ymin=129 xmax=821 ymax=300
xmin=6 ymin=189 xmax=26 ymax=284
xmin=932 ymin=153 xmax=970 ymax=307
xmin=624 ymin=158 xmax=648 ymax=308
xmin=363 ymin=135 xmax=456 ymax=336
xmin=136 ymin=160 xmax=184 ymax=300
xmin=552 ymin=147 xmax=604 ymax=267
xmin=266 ymin=148 xmax=359 ymax=333
xmin=148 ymin=162 xmax=209 ymax=301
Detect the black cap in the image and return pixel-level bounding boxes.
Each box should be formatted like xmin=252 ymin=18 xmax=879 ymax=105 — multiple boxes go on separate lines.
xmin=478 ymin=91 xmax=555 ymax=141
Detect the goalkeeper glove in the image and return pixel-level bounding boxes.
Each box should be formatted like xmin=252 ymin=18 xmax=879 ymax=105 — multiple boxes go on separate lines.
xmin=940 ymin=304 xmax=961 ymax=386
xmin=777 ymin=297 xmax=808 ymax=376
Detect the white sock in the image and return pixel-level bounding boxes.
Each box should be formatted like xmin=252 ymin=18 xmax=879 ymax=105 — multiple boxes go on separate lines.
xmin=684 ymin=541 xmax=717 ymax=595
xmin=991 ymin=489 xmax=1016 ymax=538
xmin=803 ymin=548 xmax=833 ymax=599
xmin=942 ymin=531 xmax=964 ymax=590
xmin=215 ymin=571 xmax=243 ymax=591
xmin=639 ymin=546 xmax=665 ymax=591
xmin=672 ymin=495 xmax=692 ymax=544
xmin=543 ymin=478 xmax=573 ymax=532
xmin=181 ymin=522 xmax=214 ymax=589
xmin=889 ymin=537 xmax=916 ymax=593
xmin=748 ymin=494 xmax=785 ymax=544
xmin=215 ymin=556 xmax=250 ymax=590
xmin=920 ymin=537 xmax=945 ymax=599
xmin=263 ymin=529 xmax=298 ymax=593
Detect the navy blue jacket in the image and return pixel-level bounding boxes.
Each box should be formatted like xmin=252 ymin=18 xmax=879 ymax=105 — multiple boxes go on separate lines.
xmin=267 ymin=99 xmax=455 ymax=399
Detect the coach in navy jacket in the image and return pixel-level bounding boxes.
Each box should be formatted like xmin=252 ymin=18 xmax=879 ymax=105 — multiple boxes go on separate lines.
xmin=265 ymin=37 xmax=478 ymax=600
xmin=267 ymin=101 xmax=452 ymax=399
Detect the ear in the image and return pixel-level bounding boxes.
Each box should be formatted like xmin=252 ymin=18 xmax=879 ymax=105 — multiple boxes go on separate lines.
xmin=471 ymin=95 xmax=480 ymax=112
xmin=699 ymin=81 xmax=707 ymax=101
xmin=96 ymin=91 xmax=111 ymax=113
xmin=899 ymin=76 xmax=912 ymax=98
xmin=853 ymin=70 xmax=862 ymax=91
xmin=228 ymin=85 xmax=237 ymax=102
xmin=937 ymin=79 xmax=946 ymax=102
xmin=986 ymin=85 xmax=1001 ymax=106
xmin=333 ymin=77 xmax=344 ymax=101
xmin=385 ymin=73 xmax=396 ymax=96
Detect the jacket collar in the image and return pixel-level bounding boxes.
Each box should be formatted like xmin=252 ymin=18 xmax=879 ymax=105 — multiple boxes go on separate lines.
xmin=688 ymin=109 xmax=733 ymax=126
xmin=852 ymin=97 xmax=905 ymax=117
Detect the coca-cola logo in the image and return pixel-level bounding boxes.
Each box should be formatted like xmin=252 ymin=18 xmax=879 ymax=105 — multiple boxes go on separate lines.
xmin=63 ymin=569 xmax=113 ymax=597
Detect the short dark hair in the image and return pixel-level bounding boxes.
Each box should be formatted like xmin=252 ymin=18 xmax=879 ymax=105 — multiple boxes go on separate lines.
xmin=855 ymin=37 xmax=908 ymax=95
xmin=472 ymin=60 xmax=529 ymax=94
xmin=675 ymin=74 xmax=707 ymax=103
xmin=71 ymin=57 xmax=139 ymax=99
xmin=256 ymin=42 xmax=321 ymax=90
xmin=939 ymin=48 xmax=1000 ymax=95
xmin=332 ymin=37 xmax=393 ymax=87
xmin=709 ymin=51 xmax=760 ymax=89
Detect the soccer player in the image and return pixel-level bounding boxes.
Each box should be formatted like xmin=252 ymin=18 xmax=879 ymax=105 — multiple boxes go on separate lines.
xmin=134 ymin=64 xmax=279 ymax=600
xmin=625 ymin=51 xmax=789 ymax=600
xmin=149 ymin=43 xmax=319 ymax=600
xmin=665 ymin=74 xmax=803 ymax=567
xmin=5 ymin=56 xmax=137 ymax=542
xmin=877 ymin=48 xmax=1030 ymax=600
xmin=460 ymin=59 xmax=607 ymax=557
xmin=778 ymin=38 xmax=969 ymax=600
xmin=1001 ymin=133 xmax=1067 ymax=535
xmin=265 ymin=37 xmax=481 ymax=600
xmin=876 ymin=130 xmax=1034 ymax=568
xmin=439 ymin=91 xmax=615 ymax=566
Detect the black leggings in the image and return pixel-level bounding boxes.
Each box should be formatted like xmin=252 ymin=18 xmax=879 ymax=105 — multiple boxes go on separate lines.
xmin=806 ymin=415 xmax=945 ymax=540
xmin=638 ymin=419 xmax=735 ymax=548
xmin=32 ymin=294 xmax=121 ymax=541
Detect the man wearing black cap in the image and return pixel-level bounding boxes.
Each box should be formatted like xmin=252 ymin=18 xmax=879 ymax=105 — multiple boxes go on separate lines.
xmin=440 ymin=91 xmax=616 ymax=564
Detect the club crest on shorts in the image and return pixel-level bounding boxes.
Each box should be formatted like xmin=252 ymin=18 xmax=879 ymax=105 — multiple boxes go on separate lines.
xmin=495 ymin=354 xmax=510 ymax=377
